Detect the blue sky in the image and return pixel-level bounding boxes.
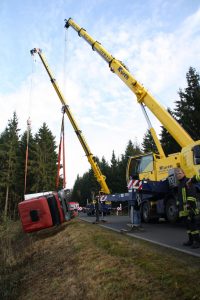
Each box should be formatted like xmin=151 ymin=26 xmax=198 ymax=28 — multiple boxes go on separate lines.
xmin=1 ymin=0 xmax=200 ymax=188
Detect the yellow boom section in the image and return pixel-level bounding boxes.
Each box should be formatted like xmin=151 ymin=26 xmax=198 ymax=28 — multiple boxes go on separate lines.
xmin=65 ymin=18 xmax=194 ymax=148
xmin=30 ymin=48 xmax=110 ymax=194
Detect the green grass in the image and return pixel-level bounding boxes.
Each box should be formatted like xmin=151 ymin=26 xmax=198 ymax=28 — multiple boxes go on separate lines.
xmin=0 ymin=218 xmax=200 ymax=300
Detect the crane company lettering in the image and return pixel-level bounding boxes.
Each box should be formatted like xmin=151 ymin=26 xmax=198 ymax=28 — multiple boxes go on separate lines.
xmin=118 ymin=66 xmax=129 ymax=80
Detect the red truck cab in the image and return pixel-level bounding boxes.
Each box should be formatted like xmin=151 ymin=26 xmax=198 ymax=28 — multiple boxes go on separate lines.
xmin=18 ymin=192 xmax=65 ymax=233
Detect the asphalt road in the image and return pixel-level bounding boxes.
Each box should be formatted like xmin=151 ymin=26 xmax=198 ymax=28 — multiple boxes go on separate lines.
xmin=79 ymin=213 xmax=200 ymax=258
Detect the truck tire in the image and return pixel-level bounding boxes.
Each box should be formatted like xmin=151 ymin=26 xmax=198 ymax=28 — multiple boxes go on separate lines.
xmin=165 ymin=197 xmax=178 ymax=223
xmin=141 ymin=201 xmax=151 ymax=223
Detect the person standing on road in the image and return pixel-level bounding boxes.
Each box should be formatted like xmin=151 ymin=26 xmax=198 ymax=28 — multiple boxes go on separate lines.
xmin=131 ymin=193 xmax=144 ymax=231
xmin=176 ymin=168 xmax=200 ymax=249
xmin=95 ymin=196 xmax=100 ymax=223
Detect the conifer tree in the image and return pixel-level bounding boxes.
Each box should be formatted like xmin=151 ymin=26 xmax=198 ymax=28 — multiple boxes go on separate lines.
xmin=160 ymin=108 xmax=181 ymax=155
xmin=110 ymin=151 xmax=120 ymax=192
xmin=0 ymin=112 xmax=20 ymax=217
xmin=99 ymin=156 xmax=110 ymax=189
xmin=160 ymin=67 xmax=200 ymax=154
xmin=174 ymin=67 xmax=200 ymax=140
xmin=31 ymin=123 xmax=57 ymax=192
xmin=71 ymin=169 xmax=99 ymax=205
xmin=142 ymin=130 xmax=157 ymax=153
xmin=78 ymin=172 xmax=91 ymax=205
xmin=71 ymin=175 xmax=82 ymax=203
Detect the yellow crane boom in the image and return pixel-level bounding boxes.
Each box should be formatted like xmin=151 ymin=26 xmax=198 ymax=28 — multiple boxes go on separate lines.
xmin=65 ymin=18 xmax=193 ymax=149
xmin=30 ymin=48 xmax=110 ymax=194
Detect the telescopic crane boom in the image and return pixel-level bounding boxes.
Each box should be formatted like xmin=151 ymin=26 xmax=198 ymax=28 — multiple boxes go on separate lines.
xmin=64 ymin=18 xmax=193 ymax=149
xmin=30 ymin=48 xmax=110 ymax=194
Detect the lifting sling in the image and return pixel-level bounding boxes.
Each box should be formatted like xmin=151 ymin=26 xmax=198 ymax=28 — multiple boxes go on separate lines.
xmin=24 ymin=118 xmax=31 ymax=195
xmin=56 ymin=109 xmax=66 ymax=189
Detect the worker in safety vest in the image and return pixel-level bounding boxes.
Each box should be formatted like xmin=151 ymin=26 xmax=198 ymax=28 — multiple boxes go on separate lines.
xmin=187 ymin=174 xmax=200 ymax=184
xmin=176 ymin=168 xmax=200 ymax=249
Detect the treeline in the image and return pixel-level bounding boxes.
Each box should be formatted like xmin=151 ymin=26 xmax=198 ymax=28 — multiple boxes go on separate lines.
xmin=0 ymin=67 xmax=199 ymax=218
xmin=0 ymin=116 xmax=59 ymax=219
xmin=71 ymin=67 xmax=200 ymax=205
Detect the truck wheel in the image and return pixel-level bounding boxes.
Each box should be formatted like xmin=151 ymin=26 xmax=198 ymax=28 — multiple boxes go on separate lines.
xmin=141 ymin=202 xmax=151 ymax=223
xmin=165 ymin=198 xmax=178 ymax=223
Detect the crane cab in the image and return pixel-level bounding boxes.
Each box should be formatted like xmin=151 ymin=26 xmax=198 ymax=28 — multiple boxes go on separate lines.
xmin=126 ymin=153 xmax=158 ymax=183
xmin=126 ymin=152 xmax=183 ymax=184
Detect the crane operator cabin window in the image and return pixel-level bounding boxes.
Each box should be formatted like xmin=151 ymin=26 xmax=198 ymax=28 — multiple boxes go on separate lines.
xmin=139 ymin=154 xmax=153 ymax=173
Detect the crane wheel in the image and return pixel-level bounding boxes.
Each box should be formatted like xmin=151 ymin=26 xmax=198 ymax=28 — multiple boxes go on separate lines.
xmin=165 ymin=197 xmax=179 ymax=223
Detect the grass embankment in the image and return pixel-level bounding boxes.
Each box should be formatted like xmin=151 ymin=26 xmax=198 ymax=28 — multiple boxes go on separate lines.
xmin=0 ymin=218 xmax=200 ymax=300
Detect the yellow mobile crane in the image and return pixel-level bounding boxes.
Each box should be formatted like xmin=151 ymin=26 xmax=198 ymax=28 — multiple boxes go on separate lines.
xmin=65 ymin=18 xmax=200 ymax=222
xmin=30 ymin=48 xmax=110 ymax=195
